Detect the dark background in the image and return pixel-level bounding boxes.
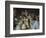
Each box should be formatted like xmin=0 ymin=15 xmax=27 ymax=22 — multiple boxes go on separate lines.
xmin=13 ymin=8 xmax=39 ymax=17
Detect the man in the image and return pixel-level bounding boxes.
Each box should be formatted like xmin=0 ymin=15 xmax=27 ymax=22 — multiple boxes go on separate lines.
xmin=28 ymin=14 xmax=32 ymax=29
xmin=31 ymin=16 xmax=39 ymax=29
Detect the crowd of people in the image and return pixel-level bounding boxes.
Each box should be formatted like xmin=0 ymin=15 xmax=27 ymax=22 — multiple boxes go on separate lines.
xmin=14 ymin=10 xmax=39 ymax=30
